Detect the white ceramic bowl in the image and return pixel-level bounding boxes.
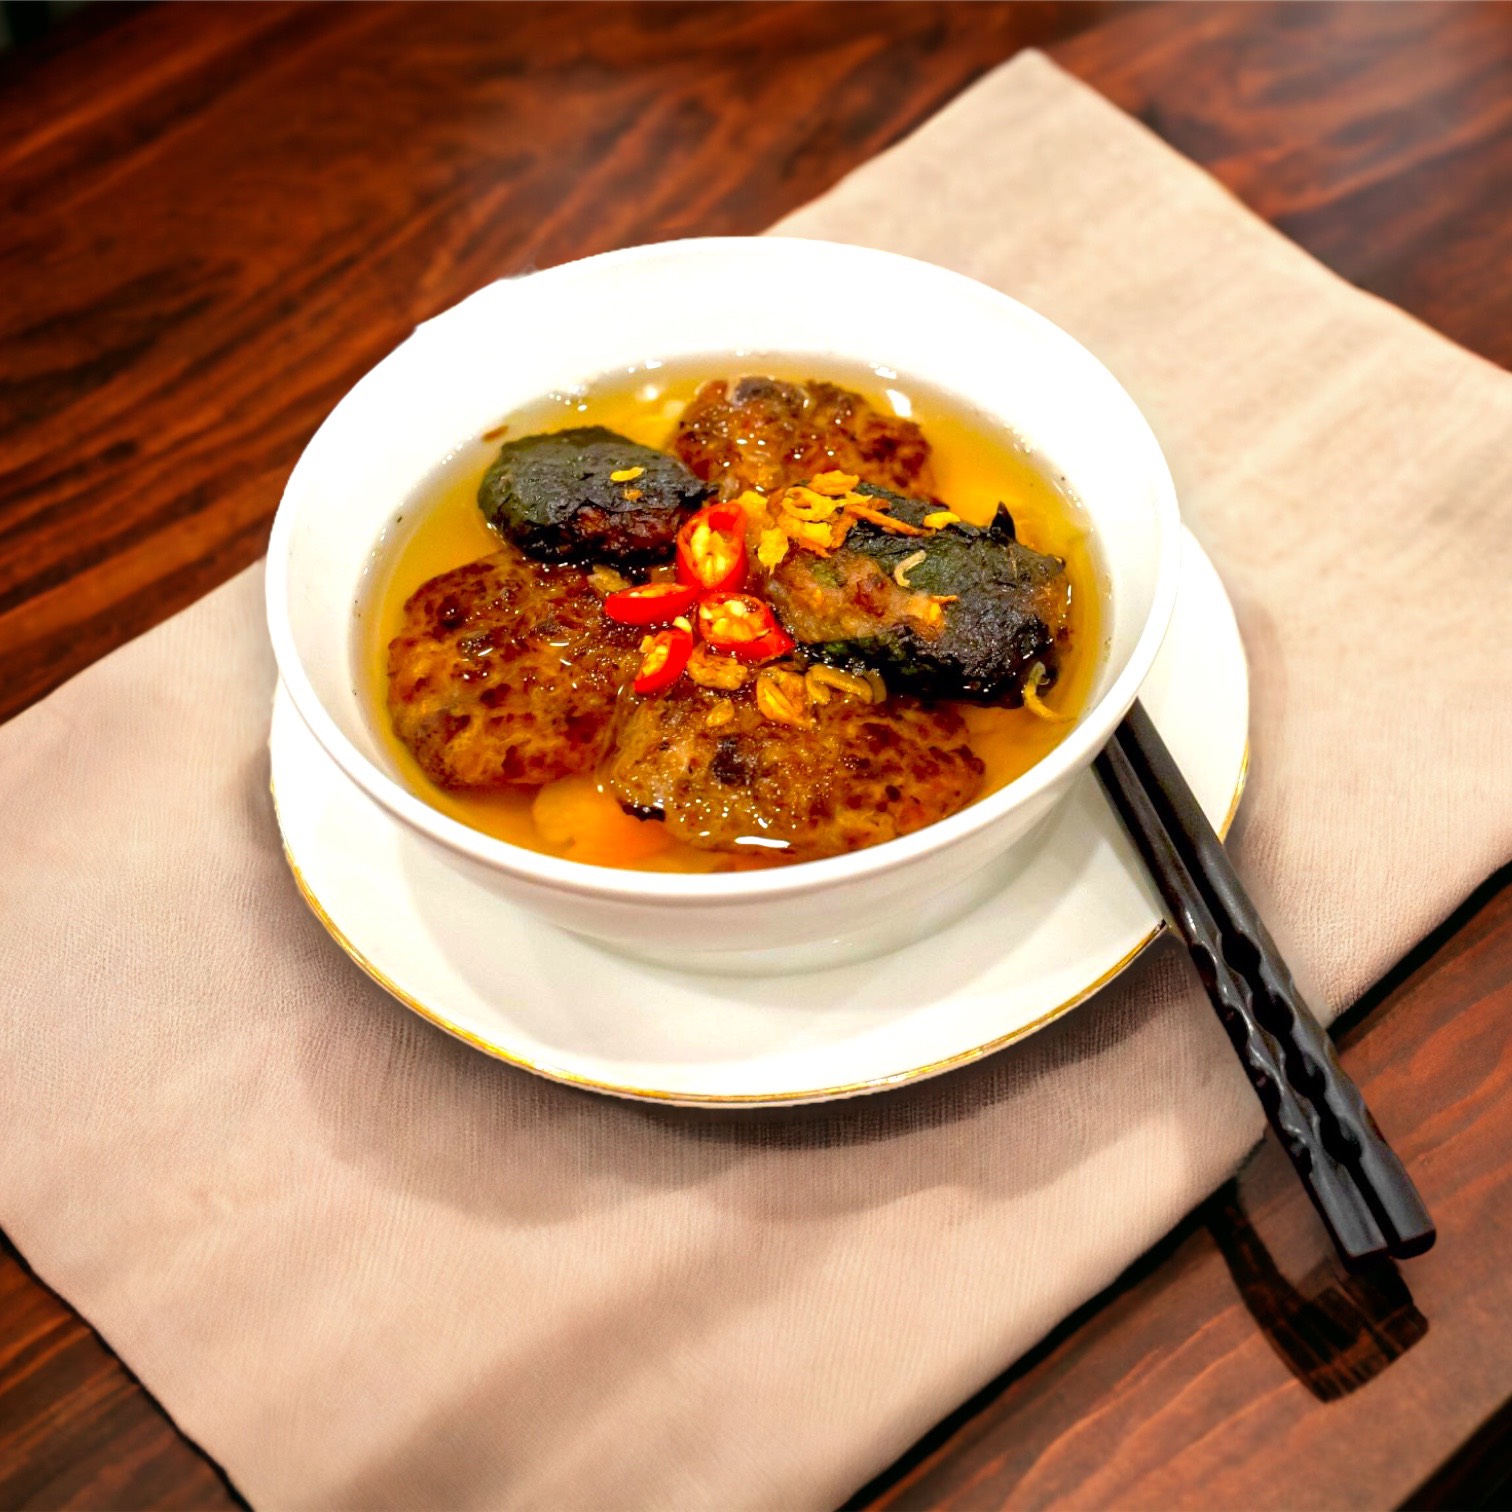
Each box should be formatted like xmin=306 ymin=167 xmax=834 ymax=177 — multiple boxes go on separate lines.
xmin=266 ymin=237 xmax=1180 ymax=968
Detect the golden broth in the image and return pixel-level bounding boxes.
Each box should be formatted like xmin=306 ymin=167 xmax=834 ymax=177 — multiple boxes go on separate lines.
xmin=359 ymin=360 xmax=1103 ymax=872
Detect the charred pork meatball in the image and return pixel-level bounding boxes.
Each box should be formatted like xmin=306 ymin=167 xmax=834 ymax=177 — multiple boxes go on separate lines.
xmin=387 ymin=546 xmax=639 ymax=788
xmin=764 ymin=485 xmax=1071 ymax=705
xmin=602 ymin=677 xmax=984 ymax=860
xmin=673 ymin=377 xmax=935 ymax=499
xmin=479 ymin=426 xmax=708 ymax=564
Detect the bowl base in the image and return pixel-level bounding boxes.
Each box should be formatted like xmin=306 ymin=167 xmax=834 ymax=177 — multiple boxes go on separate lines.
xmin=586 ymin=844 xmax=1030 ymax=977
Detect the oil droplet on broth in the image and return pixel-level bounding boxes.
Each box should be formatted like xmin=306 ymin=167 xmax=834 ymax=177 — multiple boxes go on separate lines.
xmin=362 ymin=358 xmax=1103 ymax=873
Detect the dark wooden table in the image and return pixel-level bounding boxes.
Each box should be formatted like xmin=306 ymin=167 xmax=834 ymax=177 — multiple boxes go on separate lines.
xmin=2 ymin=3 xmax=1509 ymax=1507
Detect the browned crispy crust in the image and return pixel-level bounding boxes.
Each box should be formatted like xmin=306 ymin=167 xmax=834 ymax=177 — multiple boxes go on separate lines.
xmin=386 ymin=546 xmax=640 ymax=788
xmin=601 ymin=678 xmax=984 ymax=860
xmin=673 ymin=376 xmax=935 ymax=499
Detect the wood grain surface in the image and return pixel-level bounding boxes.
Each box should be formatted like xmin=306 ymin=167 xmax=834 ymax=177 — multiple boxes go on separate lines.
xmin=1 ymin=3 xmax=1508 ymax=1508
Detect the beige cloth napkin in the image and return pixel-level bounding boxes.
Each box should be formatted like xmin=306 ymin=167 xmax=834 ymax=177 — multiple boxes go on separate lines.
xmin=3 ymin=53 xmax=1510 ymax=1510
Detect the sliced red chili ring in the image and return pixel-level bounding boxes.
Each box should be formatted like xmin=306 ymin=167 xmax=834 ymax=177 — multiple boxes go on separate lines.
xmin=676 ymin=503 xmax=749 ymax=595
xmin=602 ymin=582 xmax=699 ymax=625
xmin=739 ymin=625 xmax=795 ymax=663
xmin=632 ymin=626 xmax=694 ymax=694
xmin=696 ymin=592 xmax=794 ymax=663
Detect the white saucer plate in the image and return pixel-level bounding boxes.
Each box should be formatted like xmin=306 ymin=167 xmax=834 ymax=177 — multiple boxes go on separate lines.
xmin=271 ymin=529 xmax=1247 ymax=1107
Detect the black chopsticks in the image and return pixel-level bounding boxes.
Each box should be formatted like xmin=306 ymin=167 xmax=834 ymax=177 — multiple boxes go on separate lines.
xmin=1094 ymin=701 xmax=1435 ymax=1266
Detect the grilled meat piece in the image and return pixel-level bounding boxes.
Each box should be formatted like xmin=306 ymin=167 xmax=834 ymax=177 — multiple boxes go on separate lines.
xmin=479 ymin=426 xmax=708 ymax=564
xmin=387 ymin=546 xmax=639 ymax=788
xmin=602 ymin=679 xmax=984 ymax=860
xmin=764 ymin=485 xmax=1071 ymax=704
xmin=674 ymin=377 xmax=934 ymax=499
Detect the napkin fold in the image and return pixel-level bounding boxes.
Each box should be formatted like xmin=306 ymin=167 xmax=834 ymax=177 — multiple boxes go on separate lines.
xmin=3 ymin=52 xmax=1510 ymax=1510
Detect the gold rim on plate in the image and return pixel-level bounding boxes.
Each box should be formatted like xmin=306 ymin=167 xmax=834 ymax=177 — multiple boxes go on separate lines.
xmin=272 ymin=742 xmax=1249 ymax=1107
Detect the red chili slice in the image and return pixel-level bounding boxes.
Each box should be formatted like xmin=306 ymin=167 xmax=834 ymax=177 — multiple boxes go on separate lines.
xmin=632 ymin=626 xmax=694 ymax=694
xmin=603 ymin=582 xmax=699 ymax=625
xmin=676 ymin=504 xmax=748 ymax=594
xmin=696 ymin=592 xmax=794 ymax=663
xmin=740 ymin=625 xmax=796 ymax=663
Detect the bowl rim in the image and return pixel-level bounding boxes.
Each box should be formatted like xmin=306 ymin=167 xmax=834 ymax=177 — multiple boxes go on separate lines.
xmin=265 ymin=235 xmax=1182 ymax=905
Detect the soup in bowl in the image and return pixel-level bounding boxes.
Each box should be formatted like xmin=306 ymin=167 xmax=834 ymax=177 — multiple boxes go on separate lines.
xmin=266 ymin=238 xmax=1180 ymax=966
